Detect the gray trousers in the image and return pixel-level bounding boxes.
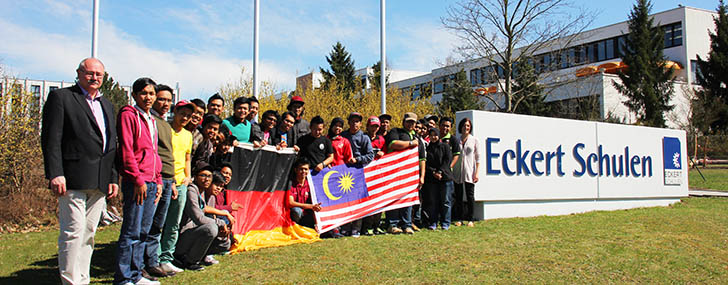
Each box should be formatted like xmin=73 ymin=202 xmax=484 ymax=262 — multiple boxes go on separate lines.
xmin=175 ymin=223 xmax=217 ymax=265
xmin=58 ymin=189 xmax=106 ymax=285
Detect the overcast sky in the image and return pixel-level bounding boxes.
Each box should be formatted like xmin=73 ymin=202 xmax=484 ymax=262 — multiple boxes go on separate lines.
xmin=0 ymin=0 xmax=719 ymax=100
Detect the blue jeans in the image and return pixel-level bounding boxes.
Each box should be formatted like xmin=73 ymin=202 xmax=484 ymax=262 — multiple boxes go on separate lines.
xmin=144 ymin=178 xmax=173 ymax=268
xmin=114 ymin=181 xmax=158 ymax=285
xmin=386 ymin=206 xmax=412 ymax=229
xmin=424 ymin=180 xmax=453 ymax=229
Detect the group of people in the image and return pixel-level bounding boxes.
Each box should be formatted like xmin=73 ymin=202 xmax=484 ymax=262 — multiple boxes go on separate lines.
xmin=40 ymin=57 xmax=482 ymax=285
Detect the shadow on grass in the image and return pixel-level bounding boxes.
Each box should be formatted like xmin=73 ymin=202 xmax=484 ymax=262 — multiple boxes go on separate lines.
xmin=0 ymin=241 xmax=117 ymax=285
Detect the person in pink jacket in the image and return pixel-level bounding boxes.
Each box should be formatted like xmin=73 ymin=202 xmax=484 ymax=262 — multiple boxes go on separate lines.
xmin=114 ymin=77 xmax=164 ymax=285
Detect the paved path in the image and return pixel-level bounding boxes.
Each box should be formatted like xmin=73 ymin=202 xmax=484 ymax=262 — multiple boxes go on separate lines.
xmin=689 ymin=189 xmax=728 ymax=197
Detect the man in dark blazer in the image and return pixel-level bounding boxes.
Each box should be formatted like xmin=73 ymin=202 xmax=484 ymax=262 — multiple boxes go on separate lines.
xmin=41 ymin=57 xmax=119 ymax=285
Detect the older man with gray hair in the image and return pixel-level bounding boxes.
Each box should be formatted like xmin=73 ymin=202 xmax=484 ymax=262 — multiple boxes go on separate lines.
xmin=42 ymin=57 xmax=119 ymax=284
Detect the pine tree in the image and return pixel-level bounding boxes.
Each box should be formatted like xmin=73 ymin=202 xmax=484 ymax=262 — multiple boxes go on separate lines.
xmin=100 ymin=72 xmax=129 ymax=116
xmin=320 ymin=42 xmax=357 ymax=96
xmin=437 ymin=69 xmax=484 ymax=118
xmin=613 ymin=0 xmax=674 ymax=127
xmin=695 ymin=0 xmax=728 ymax=134
xmin=513 ymin=59 xmax=550 ymax=116
xmin=369 ymin=61 xmax=389 ymax=91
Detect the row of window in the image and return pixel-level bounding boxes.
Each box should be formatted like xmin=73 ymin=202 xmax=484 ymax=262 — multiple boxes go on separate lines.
xmin=435 ymin=22 xmax=683 ymax=92
xmin=400 ymin=82 xmax=433 ymax=100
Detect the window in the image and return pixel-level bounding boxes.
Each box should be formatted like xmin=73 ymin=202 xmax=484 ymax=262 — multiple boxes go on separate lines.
xmin=664 ymin=22 xmax=682 ymax=48
xmin=605 ymin=39 xmax=615 ymax=60
xmin=690 ymin=60 xmax=702 ymax=84
xmin=433 ymin=76 xmax=446 ymax=93
xmin=49 ymin=86 xmax=59 ymax=92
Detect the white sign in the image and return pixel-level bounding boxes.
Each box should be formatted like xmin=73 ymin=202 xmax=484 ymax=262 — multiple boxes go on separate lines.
xmin=456 ymin=110 xmax=688 ymax=220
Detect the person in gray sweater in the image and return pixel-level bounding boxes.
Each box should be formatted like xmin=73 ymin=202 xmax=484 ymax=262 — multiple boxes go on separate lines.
xmin=174 ymin=164 xmax=226 ymax=271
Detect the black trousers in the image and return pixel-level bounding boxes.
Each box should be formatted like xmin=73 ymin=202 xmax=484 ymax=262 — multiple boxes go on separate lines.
xmin=453 ymin=182 xmax=476 ymax=222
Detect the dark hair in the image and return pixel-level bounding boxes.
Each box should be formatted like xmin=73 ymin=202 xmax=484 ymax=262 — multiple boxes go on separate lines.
xmin=261 ymin=110 xmax=279 ymax=127
xmin=211 ymin=171 xmax=226 ymax=185
xmin=310 ymin=115 xmax=324 ymax=127
xmin=281 ymin=111 xmax=296 ymax=122
xmin=219 ymin=162 xmax=233 ymax=171
xmin=202 ymin=114 xmax=222 ymax=127
xmin=417 ymin=119 xmax=427 ymax=126
xmin=248 ymin=96 xmax=259 ymax=104
xmin=328 ymin=117 xmax=345 ymax=138
xmin=155 ymin=84 xmax=174 ymax=96
xmin=293 ymin=157 xmax=311 ymax=169
xmin=132 ymin=77 xmax=156 ymax=95
xmin=458 ymin=117 xmax=473 ymax=135
xmin=233 ymin=97 xmax=249 ymax=108
xmin=440 ymin=117 xmax=454 ymax=125
xmin=191 ymin=98 xmax=206 ymax=111
xmin=208 ymin=93 xmax=224 ymax=105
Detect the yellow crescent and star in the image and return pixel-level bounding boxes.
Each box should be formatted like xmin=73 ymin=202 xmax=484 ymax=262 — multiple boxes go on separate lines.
xmin=322 ymin=171 xmax=356 ymax=200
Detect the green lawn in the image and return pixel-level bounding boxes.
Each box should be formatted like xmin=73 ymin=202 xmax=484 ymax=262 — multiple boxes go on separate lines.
xmin=689 ymin=168 xmax=728 ymax=191
xmin=1 ymin=197 xmax=727 ymax=284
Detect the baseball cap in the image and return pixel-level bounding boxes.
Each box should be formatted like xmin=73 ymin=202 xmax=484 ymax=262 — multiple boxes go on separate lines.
xmin=174 ymin=100 xmax=196 ymax=112
xmin=404 ymin=112 xmax=418 ymax=122
xmin=348 ymin=112 xmax=363 ymax=121
xmin=367 ymin=116 xmax=381 ymax=126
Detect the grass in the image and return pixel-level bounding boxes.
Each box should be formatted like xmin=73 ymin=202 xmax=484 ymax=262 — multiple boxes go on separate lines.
xmin=689 ymin=168 xmax=728 ymax=191
xmin=1 ymin=197 xmax=727 ymax=284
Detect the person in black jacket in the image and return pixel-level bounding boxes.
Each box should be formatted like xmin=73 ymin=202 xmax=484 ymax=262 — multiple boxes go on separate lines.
xmin=423 ymin=128 xmax=454 ymax=231
xmin=41 ymin=58 xmax=119 ymax=284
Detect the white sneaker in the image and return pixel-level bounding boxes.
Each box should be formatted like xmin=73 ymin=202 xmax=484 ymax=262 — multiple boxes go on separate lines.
xmin=203 ymin=255 xmax=219 ymax=265
xmin=160 ymin=262 xmax=183 ymax=274
xmin=135 ymin=277 xmax=161 ymax=285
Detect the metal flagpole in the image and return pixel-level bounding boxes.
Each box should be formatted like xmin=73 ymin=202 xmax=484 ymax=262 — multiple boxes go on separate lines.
xmin=91 ymin=0 xmax=99 ymax=58
xmin=253 ymin=0 xmax=260 ymax=98
xmin=380 ymin=0 xmax=386 ymax=114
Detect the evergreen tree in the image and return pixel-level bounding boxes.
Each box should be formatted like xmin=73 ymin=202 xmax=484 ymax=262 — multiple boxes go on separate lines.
xmin=437 ymin=69 xmax=484 ymax=117
xmin=100 ymin=72 xmax=129 ymax=116
xmin=369 ymin=61 xmax=390 ymax=91
xmin=319 ymin=42 xmax=357 ymax=96
xmin=613 ymin=0 xmax=674 ymax=127
xmin=695 ymin=0 xmax=728 ymax=133
xmin=512 ymin=59 xmax=550 ymax=116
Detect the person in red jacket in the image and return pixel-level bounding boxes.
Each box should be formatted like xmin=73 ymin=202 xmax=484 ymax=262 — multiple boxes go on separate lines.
xmin=114 ymin=77 xmax=164 ymax=285
xmin=327 ymin=117 xmax=353 ymax=166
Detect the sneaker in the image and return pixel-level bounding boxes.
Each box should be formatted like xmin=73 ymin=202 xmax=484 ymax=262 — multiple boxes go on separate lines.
xmin=388 ymin=226 xmax=403 ymax=234
xmin=160 ymin=262 xmax=183 ymax=274
xmin=441 ymin=226 xmax=450 ymax=231
xmin=351 ymin=230 xmax=360 ymax=238
xmin=145 ymin=266 xmax=170 ymax=277
xmin=374 ymin=228 xmax=387 ymax=235
xmin=454 ymin=221 xmax=462 ymax=226
xmin=467 ymin=221 xmax=474 ymax=227
xmin=365 ymin=229 xmax=374 ymax=236
xmin=135 ymin=276 xmax=161 ymax=285
xmin=140 ymin=269 xmax=158 ymax=281
xmin=185 ymin=263 xmax=205 ymax=271
xmin=412 ymin=224 xmax=421 ymax=232
xmin=404 ymin=227 xmax=415 ymax=235
xmin=427 ymin=226 xmax=437 ymax=231
xmin=203 ymin=255 xmax=219 ymax=266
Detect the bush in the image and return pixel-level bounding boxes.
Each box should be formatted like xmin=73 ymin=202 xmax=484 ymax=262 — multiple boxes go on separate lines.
xmin=0 ymin=79 xmax=56 ymax=231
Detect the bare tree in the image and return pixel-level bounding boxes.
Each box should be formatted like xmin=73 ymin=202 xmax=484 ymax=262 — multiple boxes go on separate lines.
xmin=442 ymin=0 xmax=593 ymax=112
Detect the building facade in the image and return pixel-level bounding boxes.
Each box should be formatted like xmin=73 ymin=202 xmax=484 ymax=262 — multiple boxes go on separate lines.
xmin=389 ymin=6 xmax=717 ymax=128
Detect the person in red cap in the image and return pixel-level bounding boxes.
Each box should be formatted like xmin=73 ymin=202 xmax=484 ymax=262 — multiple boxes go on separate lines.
xmin=360 ymin=115 xmax=387 ymax=235
xmin=287 ymin=95 xmax=310 ymax=142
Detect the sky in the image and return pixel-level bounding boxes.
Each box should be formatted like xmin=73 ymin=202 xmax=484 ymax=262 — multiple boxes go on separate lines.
xmin=0 ymin=0 xmax=720 ymax=100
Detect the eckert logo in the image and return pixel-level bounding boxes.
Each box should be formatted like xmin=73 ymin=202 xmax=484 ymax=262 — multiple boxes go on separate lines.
xmin=662 ymin=137 xmax=682 ymax=185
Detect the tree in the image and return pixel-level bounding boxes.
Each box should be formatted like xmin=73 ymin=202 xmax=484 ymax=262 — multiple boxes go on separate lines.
xmin=369 ymin=60 xmax=390 ymax=91
xmin=512 ymin=58 xmax=550 ymax=116
xmin=695 ymin=0 xmax=728 ymax=133
xmin=100 ymin=72 xmax=129 ymax=116
xmin=613 ymin=0 xmax=674 ymax=127
xmin=442 ymin=0 xmax=591 ymax=113
xmin=437 ymin=69 xmax=484 ymax=118
xmin=319 ymin=42 xmax=357 ymax=96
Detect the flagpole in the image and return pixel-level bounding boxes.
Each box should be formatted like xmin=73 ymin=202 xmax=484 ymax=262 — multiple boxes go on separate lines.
xmin=91 ymin=0 xmax=99 ymax=58
xmin=253 ymin=0 xmax=260 ymax=98
xmin=380 ymin=0 xmax=386 ymax=114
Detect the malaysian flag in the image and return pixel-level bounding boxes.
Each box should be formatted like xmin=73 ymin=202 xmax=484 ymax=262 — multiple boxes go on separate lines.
xmin=309 ymin=148 xmax=420 ymax=233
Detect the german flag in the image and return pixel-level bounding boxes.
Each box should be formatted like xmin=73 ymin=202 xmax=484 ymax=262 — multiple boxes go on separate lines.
xmin=225 ymin=144 xmax=320 ymax=253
